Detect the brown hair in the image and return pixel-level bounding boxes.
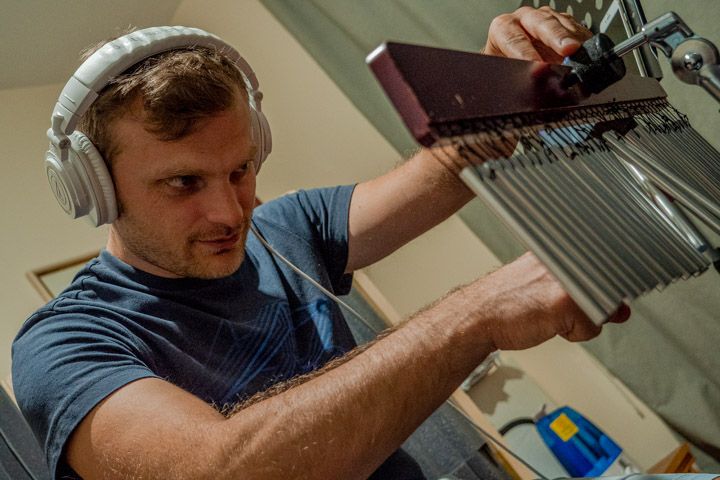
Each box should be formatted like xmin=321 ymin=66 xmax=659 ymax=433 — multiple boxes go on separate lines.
xmin=77 ymin=39 xmax=248 ymax=166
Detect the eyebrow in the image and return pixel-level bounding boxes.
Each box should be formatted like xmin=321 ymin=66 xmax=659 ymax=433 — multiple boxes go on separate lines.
xmin=154 ymin=147 xmax=258 ymax=178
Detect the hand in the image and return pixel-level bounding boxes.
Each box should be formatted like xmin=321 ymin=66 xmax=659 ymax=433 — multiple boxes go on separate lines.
xmin=471 ymin=252 xmax=630 ymax=351
xmin=484 ymin=6 xmax=592 ymax=63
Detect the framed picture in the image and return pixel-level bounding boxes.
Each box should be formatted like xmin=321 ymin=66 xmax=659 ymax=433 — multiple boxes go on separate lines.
xmin=26 ymin=251 xmax=99 ymax=302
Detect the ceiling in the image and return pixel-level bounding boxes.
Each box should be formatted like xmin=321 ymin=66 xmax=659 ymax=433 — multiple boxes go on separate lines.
xmin=0 ymin=0 xmax=183 ymax=90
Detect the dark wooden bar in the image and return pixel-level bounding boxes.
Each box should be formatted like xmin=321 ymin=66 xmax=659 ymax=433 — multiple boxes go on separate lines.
xmin=367 ymin=42 xmax=667 ymax=146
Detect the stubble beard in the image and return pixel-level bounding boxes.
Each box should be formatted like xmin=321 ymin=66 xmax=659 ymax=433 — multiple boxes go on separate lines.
xmin=115 ymin=212 xmax=252 ymax=279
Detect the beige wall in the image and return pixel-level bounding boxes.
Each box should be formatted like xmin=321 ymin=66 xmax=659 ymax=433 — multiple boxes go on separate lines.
xmin=0 ymin=85 xmax=109 ymax=381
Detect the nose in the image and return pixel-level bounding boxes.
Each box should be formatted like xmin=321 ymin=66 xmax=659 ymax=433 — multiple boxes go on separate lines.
xmin=204 ymin=183 xmax=246 ymax=228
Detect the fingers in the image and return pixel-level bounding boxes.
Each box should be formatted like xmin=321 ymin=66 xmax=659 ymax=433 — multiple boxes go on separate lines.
xmin=484 ymin=6 xmax=593 ymax=63
xmin=552 ymin=293 xmax=601 ymax=342
xmin=486 ymin=14 xmax=544 ymax=62
xmin=561 ymin=302 xmax=631 ymax=343
xmin=607 ymin=303 xmax=631 ymax=324
xmin=554 ymin=11 xmax=593 ymax=41
xmin=478 ymin=252 xmax=630 ymax=350
xmin=562 ymin=319 xmax=603 ymax=343
xmin=517 ymin=7 xmax=592 ymax=57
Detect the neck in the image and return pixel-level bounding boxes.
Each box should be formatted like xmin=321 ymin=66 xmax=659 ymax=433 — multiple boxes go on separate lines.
xmin=107 ymin=226 xmax=182 ymax=278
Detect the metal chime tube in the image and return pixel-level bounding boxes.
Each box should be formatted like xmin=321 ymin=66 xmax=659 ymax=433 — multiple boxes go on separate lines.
xmin=452 ymin=98 xmax=716 ymax=325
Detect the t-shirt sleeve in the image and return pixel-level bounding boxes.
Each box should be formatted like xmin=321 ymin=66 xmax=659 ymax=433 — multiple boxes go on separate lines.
xmin=254 ymin=184 xmax=356 ymax=295
xmin=11 ymin=304 xmax=159 ymax=479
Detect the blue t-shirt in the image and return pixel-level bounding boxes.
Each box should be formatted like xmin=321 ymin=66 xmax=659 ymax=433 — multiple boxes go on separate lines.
xmin=12 ymin=185 xmax=424 ymax=479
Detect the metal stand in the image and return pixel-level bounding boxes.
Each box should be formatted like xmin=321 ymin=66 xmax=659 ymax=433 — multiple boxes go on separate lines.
xmin=611 ymin=12 xmax=720 ymax=105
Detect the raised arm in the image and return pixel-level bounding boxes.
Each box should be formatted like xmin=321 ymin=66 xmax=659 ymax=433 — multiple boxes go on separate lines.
xmin=67 ymin=252 xmax=626 ymax=480
xmin=346 ymin=6 xmax=592 ymax=272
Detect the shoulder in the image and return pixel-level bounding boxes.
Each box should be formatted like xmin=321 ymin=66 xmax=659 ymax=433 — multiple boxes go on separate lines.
xmin=13 ymin=299 xmax=148 ymax=377
xmin=12 ymin=302 xmax=156 ymax=478
xmin=13 ymin=257 xmax=154 ymax=374
xmin=254 ymin=185 xmax=356 ymax=227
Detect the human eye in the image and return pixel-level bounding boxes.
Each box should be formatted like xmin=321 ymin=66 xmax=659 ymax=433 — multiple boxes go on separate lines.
xmin=164 ymin=175 xmax=203 ymax=194
xmin=230 ymin=160 xmax=254 ymax=183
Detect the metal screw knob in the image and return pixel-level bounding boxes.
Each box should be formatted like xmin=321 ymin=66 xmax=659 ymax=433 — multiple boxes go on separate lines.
xmin=684 ymin=52 xmax=704 ymax=71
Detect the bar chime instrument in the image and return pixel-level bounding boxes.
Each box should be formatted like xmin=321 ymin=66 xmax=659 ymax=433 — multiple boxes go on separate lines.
xmin=367 ymin=25 xmax=720 ymax=325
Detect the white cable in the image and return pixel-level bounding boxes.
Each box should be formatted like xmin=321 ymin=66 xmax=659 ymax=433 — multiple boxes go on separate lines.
xmin=249 ymin=223 xmax=550 ymax=480
xmin=250 ymin=224 xmax=369 ymax=324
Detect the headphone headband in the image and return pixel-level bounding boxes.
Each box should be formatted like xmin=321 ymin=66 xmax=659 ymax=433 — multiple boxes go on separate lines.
xmin=50 ymin=26 xmax=262 ymax=140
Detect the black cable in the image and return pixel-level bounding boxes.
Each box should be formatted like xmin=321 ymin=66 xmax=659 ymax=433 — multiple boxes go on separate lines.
xmin=499 ymin=417 xmax=536 ymax=436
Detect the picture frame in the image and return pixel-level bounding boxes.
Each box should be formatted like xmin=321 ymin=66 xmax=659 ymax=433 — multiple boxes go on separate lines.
xmin=26 ymin=251 xmax=99 ymax=302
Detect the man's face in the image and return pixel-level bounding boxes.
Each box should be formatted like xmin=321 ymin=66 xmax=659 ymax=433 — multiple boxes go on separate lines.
xmin=109 ymin=97 xmax=258 ymax=279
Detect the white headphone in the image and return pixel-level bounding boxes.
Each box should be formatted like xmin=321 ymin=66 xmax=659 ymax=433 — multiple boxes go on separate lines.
xmin=45 ymin=26 xmax=272 ymax=227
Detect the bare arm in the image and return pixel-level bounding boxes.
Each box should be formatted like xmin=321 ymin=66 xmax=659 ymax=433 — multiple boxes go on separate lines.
xmin=346 ymin=148 xmax=474 ymax=272
xmin=345 ymin=7 xmax=592 ymax=272
xmin=67 ymin=253 xmax=627 ymax=479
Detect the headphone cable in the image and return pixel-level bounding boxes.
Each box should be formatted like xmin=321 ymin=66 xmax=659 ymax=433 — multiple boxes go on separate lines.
xmin=249 ymin=223 xmax=550 ymax=480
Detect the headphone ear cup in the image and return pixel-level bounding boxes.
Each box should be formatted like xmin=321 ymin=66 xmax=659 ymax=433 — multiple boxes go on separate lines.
xmin=249 ymin=108 xmax=272 ymax=174
xmin=45 ymin=144 xmax=84 ymax=219
xmin=45 ymin=133 xmax=117 ymax=227
xmin=71 ymin=133 xmax=118 ymax=226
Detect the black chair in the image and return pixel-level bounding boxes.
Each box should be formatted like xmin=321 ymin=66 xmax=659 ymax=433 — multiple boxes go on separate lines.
xmin=0 ymin=384 xmax=51 ymax=480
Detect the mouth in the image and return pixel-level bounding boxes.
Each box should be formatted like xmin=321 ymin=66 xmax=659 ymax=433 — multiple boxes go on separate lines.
xmin=197 ymin=233 xmax=241 ymax=251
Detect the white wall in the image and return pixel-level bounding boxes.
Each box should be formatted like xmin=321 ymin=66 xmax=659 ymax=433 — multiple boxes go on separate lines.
xmin=0 ymin=85 xmax=109 ymax=381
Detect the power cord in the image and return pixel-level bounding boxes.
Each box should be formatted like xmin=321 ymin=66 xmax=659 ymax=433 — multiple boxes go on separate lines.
xmin=249 ymin=223 xmax=550 ymax=480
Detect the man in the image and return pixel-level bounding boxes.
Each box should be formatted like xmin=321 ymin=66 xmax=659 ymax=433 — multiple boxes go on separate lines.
xmin=12 ymin=6 xmax=628 ymax=479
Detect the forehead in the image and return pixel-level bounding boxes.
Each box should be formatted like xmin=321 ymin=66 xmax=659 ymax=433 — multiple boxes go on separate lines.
xmin=112 ymin=98 xmax=255 ymax=174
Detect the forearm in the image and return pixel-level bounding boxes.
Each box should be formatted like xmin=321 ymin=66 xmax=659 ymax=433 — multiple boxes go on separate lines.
xmin=346 ymin=147 xmax=475 ymax=271
xmin=211 ymin=280 xmax=495 ymax=480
